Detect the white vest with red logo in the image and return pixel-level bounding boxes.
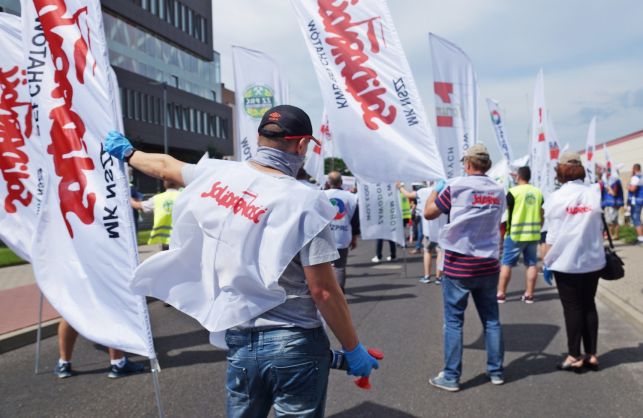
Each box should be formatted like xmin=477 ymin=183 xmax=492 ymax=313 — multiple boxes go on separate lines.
xmin=438 ymin=176 xmax=505 ymax=258
xmin=132 ymin=159 xmax=336 ymax=347
xmin=323 ymin=188 xmax=358 ymax=249
xmin=544 ymin=181 xmax=605 ymax=273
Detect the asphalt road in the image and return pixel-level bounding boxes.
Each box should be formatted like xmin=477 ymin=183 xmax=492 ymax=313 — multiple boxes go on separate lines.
xmin=1 ymin=240 xmax=643 ymax=418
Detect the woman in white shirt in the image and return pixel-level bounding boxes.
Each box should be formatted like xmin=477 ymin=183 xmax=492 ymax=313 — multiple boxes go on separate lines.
xmin=543 ymin=152 xmax=606 ymax=373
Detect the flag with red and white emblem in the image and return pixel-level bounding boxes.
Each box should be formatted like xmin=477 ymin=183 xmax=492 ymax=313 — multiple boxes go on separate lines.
xmin=0 ymin=12 xmax=46 ymax=262
xmin=291 ymin=0 xmax=444 ymax=183
xmin=21 ymin=0 xmax=155 ymax=358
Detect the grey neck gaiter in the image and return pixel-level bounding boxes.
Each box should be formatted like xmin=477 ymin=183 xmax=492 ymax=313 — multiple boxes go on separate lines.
xmin=250 ymin=146 xmax=305 ymax=178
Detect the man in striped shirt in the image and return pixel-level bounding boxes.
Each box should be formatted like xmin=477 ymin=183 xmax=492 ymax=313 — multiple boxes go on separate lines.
xmin=424 ymin=143 xmax=505 ymax=392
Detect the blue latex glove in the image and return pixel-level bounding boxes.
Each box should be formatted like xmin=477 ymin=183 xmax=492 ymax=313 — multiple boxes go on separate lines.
xmin=543 ymin=266 xmax=553 ymax=286
xmin=343 ymin=343 xmax=379 ymax=377
xmin=104 ymin=130 xmax=134 ymax=161
xmin=435 ymin=179 xmax=447 ymax=194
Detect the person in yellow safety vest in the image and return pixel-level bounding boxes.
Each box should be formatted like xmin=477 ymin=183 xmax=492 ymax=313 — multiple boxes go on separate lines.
xmin=130 ymin=180 xmax=181 ymax=250
xmin=497 ymin=166 xmax=544 ymax=304
xmin=400 ymin=192 xmax=412 ymax=243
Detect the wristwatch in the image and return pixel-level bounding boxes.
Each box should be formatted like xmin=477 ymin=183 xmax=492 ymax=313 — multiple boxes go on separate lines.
xmin=124 ymin=148 xmax=136 ymax=163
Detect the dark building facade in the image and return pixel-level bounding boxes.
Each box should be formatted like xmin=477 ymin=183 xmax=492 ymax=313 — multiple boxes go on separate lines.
xmin=0 ymin=0 xmax=232 ymax=193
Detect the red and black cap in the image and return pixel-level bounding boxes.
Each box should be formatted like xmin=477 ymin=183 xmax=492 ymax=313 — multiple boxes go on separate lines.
xmin=258 ymin=105 xmax=320 ymax=145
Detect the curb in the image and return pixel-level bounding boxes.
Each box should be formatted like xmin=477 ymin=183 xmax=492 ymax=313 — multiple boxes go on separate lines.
xmin=597 ymin=285 xmax=643 ymax=334
xmin=0 ymin=318 xmax=61 ymax=354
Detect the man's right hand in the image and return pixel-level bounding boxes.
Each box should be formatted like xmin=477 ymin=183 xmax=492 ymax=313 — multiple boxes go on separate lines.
xmin=344 ymin=342 xmax=380 ymax=377
xmin=104 ymin=131 xmax=134 ymax=161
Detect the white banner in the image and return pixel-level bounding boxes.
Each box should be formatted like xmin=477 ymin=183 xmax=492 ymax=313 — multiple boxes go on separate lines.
xmin=232 ymin=46 xmax=288 ymax=161
xmin=430 ymin=33 xmax=478 ymax=179
xmin=304 ymin=110 xmax=329 ymax=187
xmin=585 ymin=116 xmax=596 ymax=183
xmin=486 ymin=98 xmax=513 ymax=164
xmin=0 ymin=13 xmax=45 ymax=262
xmin=22 ymin=0 xmax=155 ymax=357
xmin=530 ymin=69 xmax=549 ymax=193
xmin=357 ymin=181 xmax=404 ymax=246
xmin=291 ymin=0 xmax=444 ymax=183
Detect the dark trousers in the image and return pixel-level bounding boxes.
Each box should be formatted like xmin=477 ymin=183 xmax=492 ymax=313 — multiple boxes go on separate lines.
xmin=376 ymin=240 xmax=396 ymax=259
xmin=554 ymin=270 xmax=601 ymax=357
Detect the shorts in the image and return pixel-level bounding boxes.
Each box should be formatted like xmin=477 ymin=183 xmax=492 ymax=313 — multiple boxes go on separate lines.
xmin=423 ymin=237 xmax=438 ymax=252
xmin=604 ymin=206 xmax=619 ymax=225
xmin=501 ymin=236 xmax=538 ymax=267
xmin=632 ymin=205 xmax=642 ymax=227
xmin=540 ymin=231 xmax=547 ymax=244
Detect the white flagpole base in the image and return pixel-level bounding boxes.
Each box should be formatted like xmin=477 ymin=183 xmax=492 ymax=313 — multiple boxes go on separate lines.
xmin=403 ymin=246 xmax=408 ymax=279
xmin=34 ymin=292 xmax=44 ymax=375
xmin=151 ymin=359 xmax=165 ymax=418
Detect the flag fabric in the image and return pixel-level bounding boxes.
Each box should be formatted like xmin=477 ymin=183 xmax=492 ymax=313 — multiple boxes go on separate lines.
xmin=530 ymin=69 xmax=549 ymax=193
xmin=304 ymin=110 xmax=330 ymax=187
xmin=486 ymin=98 xmax=513 ymax=164
xmin=291 ymin=0 xmax=445 ymax=183
xmin=0 ymin=13 xmax=46 ymax=262
xmin=544 ymin=115 xmax=561 ymax=196
xmin=356 ymin=181 xmax=404 ymax=246
xmin=430 ymin=33 xmax=478 ymax=179
xmin=21 ymin=0 xmax=155 ymax=358
xmin=232 ymin=46 xmax=288 ymax=162
xmin=603 ymin=144 xmax=615 ymax=180
xmin=585 ymin=116 xmax=597 ymax=183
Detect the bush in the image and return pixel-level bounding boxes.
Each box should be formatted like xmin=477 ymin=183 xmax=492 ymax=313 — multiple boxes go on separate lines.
xmin=619 ymin=225 xmax=638 ymax=245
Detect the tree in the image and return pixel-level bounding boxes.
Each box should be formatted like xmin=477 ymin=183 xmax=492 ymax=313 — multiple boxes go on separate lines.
xmin=324 ymin=157 xmax=352 ymax=176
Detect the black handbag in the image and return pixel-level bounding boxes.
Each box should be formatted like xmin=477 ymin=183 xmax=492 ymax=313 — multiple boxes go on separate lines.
xmin=600 ymin=215 xmax=625 ymax=281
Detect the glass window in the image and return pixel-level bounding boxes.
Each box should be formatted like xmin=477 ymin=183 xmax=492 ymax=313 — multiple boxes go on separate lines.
xmin=120 ymin=87 xmax=126 ymax=118
xmin=201 ymin=19 xmax=207 ymax=43
xmin=135 ymin=91 xmax=142 ymax=120
xmin=173 ymin=1 xmax=180 ymax=27
xmin=187 ymin=9 xmax=193 ymax=36
xmin=127 ymin=89 xmax=134 ymax=119
xmin=166 ymin=103 xmax=174 ymax=128
xmin=141 ymin=0 xmax=149 ymax=11
xmin=141 ymin=94 xmax=147 ymax=122
xmin=159 ymin=0 xmax=165 ymax=19
xmin=150 ymin=0 xmax=157 ymax=15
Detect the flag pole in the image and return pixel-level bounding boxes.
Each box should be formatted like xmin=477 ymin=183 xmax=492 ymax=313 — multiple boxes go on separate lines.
xmin=34 ymin=291 xmax=44 ymax=374
xmin=402 ymin=245 xmax=408 ymax=279
xmin=151 ymin=359 xmax=165 ymax=418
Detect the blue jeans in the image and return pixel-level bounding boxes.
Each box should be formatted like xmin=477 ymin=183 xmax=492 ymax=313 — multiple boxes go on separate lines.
xmin=225 ymin=327 xmax=330 ymax=418
xmin=632 ymin=205 xmax=642 ymax=227
xmin=442 ymin=275 xmax=504 ymax=382
xmin=501 ymin=237 xmax=538 ymax=267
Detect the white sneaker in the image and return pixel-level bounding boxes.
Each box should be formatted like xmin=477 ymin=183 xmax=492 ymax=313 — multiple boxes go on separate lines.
xmin=371 ymin=256 xmax=381 ymax=263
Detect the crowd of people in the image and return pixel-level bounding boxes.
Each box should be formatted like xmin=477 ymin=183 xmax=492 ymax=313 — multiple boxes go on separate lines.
xmin=42 ymin=102 xmax=639 ymax=416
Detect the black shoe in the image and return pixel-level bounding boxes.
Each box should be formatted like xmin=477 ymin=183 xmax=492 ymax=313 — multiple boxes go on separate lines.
xmin=583 ymin=359 xmax=600 ymax=372
xmin=556 ymin=359 xmax=585 ymax=374
xmin=54 ymin=362 xmax=74 ymax=379
xmin=107 ymin=359 xmax=145 ymax=379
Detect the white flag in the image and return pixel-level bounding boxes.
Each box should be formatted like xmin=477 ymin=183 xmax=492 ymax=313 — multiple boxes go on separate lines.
xmin=585 ymin=116 xmax=597 ymax=183
xmin=0 ymin=13 xmax=46 ymax=262
xmin=304 ymin=110 xmax=330 ymax=187
xmin=232 ymin=46 xmax=288 ymax=161
xmin=357 ymin=181 xmax=404 ymax=246
xmin=543 ymin=115 xmax=561 ymax=196
xmin=430 ymin=33 xmax=478 ymax=179
xmin=530 ymin=69 xmax=549 ymax=193
xmin=486 ymin=98 xmax=513 ymax=164
xmin=22 ymin=0 xmax=155 ymax=357
xmin=291 ymin=0 xmax=444 ymax=183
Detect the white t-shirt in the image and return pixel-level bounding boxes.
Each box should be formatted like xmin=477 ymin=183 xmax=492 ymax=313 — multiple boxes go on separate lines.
xmin=544 ymin=180 xmax=605 ymax=273
xmin=182 ymin=163 xmax=338 ymax=329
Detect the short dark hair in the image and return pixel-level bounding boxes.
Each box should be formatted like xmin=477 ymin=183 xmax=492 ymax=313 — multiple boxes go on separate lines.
xmin=634 ymin=163 xmax=641 ymax=171
xmin=517 ymin=166 xmax=531 ymax=182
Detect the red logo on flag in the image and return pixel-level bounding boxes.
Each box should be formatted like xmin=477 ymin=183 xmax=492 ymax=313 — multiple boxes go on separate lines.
xmin=434 ymin=82 xmax=454 ymax=127
xmin=36 ymin=0 xmax=98 ymax=237
xmin=0 ymin=66 xmax=33 ymax=213
xmin=319 ymin=0 xmax=396 ymax=130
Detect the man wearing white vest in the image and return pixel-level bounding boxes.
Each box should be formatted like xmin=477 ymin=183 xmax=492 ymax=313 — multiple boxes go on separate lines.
xmin=104 ymin=105 xmax=378 ymax=417
xmin=324 ymin=171 xmax=360 ymax=292
xmin=424 ymin=143 xmax=506 ymax=392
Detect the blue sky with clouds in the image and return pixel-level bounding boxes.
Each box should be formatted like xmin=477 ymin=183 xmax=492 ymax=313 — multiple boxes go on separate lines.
xmin=212 ymin=0 xmax=643 ymax=160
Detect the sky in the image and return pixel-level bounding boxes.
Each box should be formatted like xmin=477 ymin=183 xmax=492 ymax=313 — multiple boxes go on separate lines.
xmin=212 ymin=0 xmax=643 ymax=161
